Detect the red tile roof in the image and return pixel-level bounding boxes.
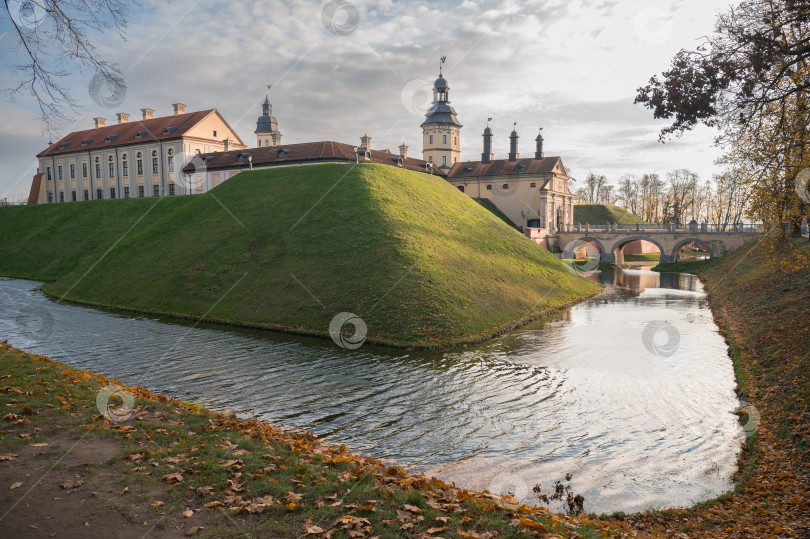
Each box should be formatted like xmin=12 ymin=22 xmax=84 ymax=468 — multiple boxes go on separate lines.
xmin=184 ymin=141 xmax=445 ymax=177
xmin=36 ymin=110 xmax=236 ymax=158
xmin=447 ymin=157 xmax=564 ymax=178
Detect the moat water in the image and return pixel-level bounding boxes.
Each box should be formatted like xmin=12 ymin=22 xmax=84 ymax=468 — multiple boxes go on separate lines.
xmin=0 ymin=269 xmax=743 ymax=514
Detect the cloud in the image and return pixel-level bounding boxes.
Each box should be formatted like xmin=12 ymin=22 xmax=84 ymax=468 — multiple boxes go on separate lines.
xmin=0 ymin=0 xmax=733 ymax=198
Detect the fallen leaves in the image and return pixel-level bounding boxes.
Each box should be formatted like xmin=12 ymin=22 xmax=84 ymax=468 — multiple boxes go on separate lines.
xmin=162 ymin=472 xmax=183 ymax=484
xmin=0 ymin=454 xmax=19 ymax=461
xmin=10 ymin=481 xmax=22 ymax=490
xmin=60 ymin=479 xmax=84 ymax=489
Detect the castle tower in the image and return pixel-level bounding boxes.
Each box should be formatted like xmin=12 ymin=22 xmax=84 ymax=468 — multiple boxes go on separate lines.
xmin=508 ymin=124 xmax=519 ymax=161
xmin=421 ymin=59 xmax=462 ymax=171
xmin=535 ymin=128 xmax=544 ymax=159
xmin=255 ymin=90 xmax=282 ymax=148
xmin=481 ymin=121 xmax=493 ymax=164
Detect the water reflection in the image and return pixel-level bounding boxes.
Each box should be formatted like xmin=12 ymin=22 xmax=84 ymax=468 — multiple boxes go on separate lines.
xmin=0 ymin=271 xmax=742 ymax=514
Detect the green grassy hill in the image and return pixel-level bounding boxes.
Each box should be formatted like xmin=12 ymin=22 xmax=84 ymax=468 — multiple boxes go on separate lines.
xmin=0 ymin=164 xmax=598 ymax=347
xmin=574 ymin=204 xmax=643 ymax=225
xmin=472 ymin=198 xmax=518 ymax=228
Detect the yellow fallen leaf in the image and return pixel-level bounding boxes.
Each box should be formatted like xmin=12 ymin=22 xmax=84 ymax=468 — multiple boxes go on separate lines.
xmin=183 ymin=509 xmax=193 ymax=518
xmin=10 ymin=481 xmax=22 ymax=490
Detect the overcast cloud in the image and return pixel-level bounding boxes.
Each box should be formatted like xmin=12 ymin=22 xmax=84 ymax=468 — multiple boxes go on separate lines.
xmin=0 ymin=0 xmax=735 ymax=200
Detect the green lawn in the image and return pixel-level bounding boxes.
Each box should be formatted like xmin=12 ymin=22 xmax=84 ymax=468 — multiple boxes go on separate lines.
xmin=573 ymin=205 xmax=643 ymax=225
xmin=0 ymin=163 xmax=598 ymax=347
xmin=472 ymin=198 xmax=518 ymax=228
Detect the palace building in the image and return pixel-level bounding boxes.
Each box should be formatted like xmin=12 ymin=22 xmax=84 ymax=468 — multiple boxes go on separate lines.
xmin=28 ymin=64 xmax=575 ymax=242
xmin=29 ymin=104 xmax=246 ymax=204
xmin=419 ymin=68 xmax=575 ymax=235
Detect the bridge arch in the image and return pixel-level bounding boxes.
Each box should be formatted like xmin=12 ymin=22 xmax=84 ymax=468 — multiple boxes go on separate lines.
xmin=670 ymin=238 xmax=715 ymax=261
xmin=610 ymin=236 xmax=668 ymax=265
xmin=559 ymin=236 xmax=607 ymax=259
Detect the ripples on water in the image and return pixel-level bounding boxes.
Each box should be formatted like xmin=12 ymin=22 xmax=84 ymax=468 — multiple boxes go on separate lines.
xmin=0 ymin=270 xmax=743 ymax=514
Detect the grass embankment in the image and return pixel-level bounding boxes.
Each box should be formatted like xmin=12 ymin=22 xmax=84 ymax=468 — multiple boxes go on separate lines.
xmin=573 ymin=205 xmax=643 ymax=225
xmin=472 ymin=198 xmax=518 ymax=228
xmin=607 ymin=239 xmax=809 ymax=537
xmin=0 ymin=164 xmax=598 ymax=348
xmin=0 ymin=344 xmax=622 ymax=538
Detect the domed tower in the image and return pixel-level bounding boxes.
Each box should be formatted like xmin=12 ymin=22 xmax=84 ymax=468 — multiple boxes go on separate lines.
xmin=255 ymin=91 xmax=282 ymax=148
xmin=421 ymin=59 xmax=462 ymax=170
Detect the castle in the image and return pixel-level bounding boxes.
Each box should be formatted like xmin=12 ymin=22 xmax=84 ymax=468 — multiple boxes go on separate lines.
xmin=27 ymin=64 xmax=574 ymax=236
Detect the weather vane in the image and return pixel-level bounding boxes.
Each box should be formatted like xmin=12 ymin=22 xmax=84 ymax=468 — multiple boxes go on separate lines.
xmin=487 ymin=116 xmax=493 ymax=126
xmin=514 ymin=121 xmax=517 ymax=128
xmin=439 ymin=56 xmax=446 ymax=75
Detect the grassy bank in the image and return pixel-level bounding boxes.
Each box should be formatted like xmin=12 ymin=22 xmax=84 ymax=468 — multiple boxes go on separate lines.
xmin=573 ymin=205 xmax=643 ymax=225
xmin=0 ymin=343 xmax=621 ymax=538
xmin=0 ymin=164 xmax=598 ymax=348
xmin=612 ymin=238 xmax=810 ymax=537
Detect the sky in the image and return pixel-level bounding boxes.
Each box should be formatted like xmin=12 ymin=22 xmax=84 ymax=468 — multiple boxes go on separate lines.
xmin=0 ymin=0 xmax=737 ymax=201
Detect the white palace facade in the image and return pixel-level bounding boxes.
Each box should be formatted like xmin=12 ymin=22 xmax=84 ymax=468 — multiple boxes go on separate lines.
xmin=27 ymin=66 xmax=575 ymax=238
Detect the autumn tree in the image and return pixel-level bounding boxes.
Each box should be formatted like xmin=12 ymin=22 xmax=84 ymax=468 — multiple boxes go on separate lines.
xmin=635 ymin=0 xmax=810 ymax=257
xmin=3 ymin=0 xmax=130 ymax=134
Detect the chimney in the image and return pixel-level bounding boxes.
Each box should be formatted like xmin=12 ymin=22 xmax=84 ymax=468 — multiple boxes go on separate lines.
xmin=173 ymin=103 xmax=186 ymax=116
xmin=94 ymin=117 xmax=107 ymax=129
xmin=398 ymin=143 xmax=408 ymax=158
xmin=535 ymin=130 xmax=544 ymax=159
xmin=360 ymin=134 xmax=371 ymax=149
xmin=116 ymin=112 xmax=129 ymax=125
xmin=482 ymin=126 xmax=494 ymax=164
xmin=508 ymin=126 xmax=519 ymax=162
xmin=141 ymin=108 xmax=154 ymax=121
xmin=223 ymin=137 xmax=230 ymax=152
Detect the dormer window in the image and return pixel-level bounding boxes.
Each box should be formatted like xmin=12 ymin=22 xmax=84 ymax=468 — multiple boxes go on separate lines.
xmin=58 ymin=141 xmax=71 ymax=149
xmin=515 ymin=164 xmax=526 ymax=172
xmin=278 ymin=149 xmax=291 ymax=159
xmin=462 ymin=167 xmax=473 ymax=176
xmin=237 ymin=152 xmax=250 ymax=162
xmin=134 ymin=130 xmax=149 ymax=138
xmin=162 ymin=126 xmax=177 ymax=135
xmin=80 ymin=138 xmax=93 ymax=146
xmin=104 ymin=134 xmax=118 ymax=143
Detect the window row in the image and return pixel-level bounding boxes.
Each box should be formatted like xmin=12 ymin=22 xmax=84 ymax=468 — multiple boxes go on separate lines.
xmin=45 ymin=149 xmax=176 ymax=181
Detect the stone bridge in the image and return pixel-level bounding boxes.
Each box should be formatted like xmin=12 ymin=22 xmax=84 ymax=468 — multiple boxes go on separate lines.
xmin=555 ymin=223 xmax=763 ymax=264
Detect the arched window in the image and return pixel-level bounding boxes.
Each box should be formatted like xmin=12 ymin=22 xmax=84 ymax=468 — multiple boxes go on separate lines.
xmin=167 ymin=148 xmax=175 ymax=172
xmin=151 ymin=150 xmax=157 ymax=157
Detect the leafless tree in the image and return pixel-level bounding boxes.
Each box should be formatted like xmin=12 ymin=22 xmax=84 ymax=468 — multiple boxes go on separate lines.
xmin=2 ymin=0 xmax=131 ymax=134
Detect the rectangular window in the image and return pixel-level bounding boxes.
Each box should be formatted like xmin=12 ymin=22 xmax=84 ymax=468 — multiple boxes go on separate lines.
xmin=168 ymin=156 xmax=174 ymax=172
xmin=59 ymin=191 xmax=64 ymax=202
xmin=84 ymin=190 xmax=89 ymax=200
xmin=124 ymin=186 xmax=130 ymax=198
xmin=109 ymin=162 xmax=114 ymax=177
xmin=428 ymin=156 xmax=433 ymax=163
xmin=137 ymin=159 xmax=143 ymax=175
xmin=110 ymin=188 xmax=116 ymax=199
xmin=46 ymin=167 xmax=51 ymax=180
xmin=502 ymin=184 xmax=509 ymax=189
xmin=95 ymin=164 xmax=101 ymax=178
xmin=486 ymin=184 xmax=493 ymax=190
xmin=442 ymin=156 xmax=447 ymax=166
xmin=71 ymin=190 xmax=76 ymax=201
xmin=48 ymin=193 xmax=53 ymax=203
xmin=70 ymin=164 xmax=75 ymax=179
xmin=58 ymin=166 xmax=63 ymax=180
xmin=530 ymin=182 xmax=536 ymax=188
xmin=82 ymin=163 xmax=88 ymax=177
xmin=123 ymin=161 xmax=128 ymax=176
xmin=97 ymin=188 xmax=103 ymax=200
xmin=139 ymin=185 xmax=145 ymax=197
xmin=152 ymin=158 xmax=159 ymax=174
xmin=442 ymin=135 xmax=447 ymax=144
xmin=168 ymin=183 xmax=176 ymax=195
xmin=429 ymin=135 xmax=433 ymax=144
xmin=153 ymin=184 xmax=159 ymax=196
